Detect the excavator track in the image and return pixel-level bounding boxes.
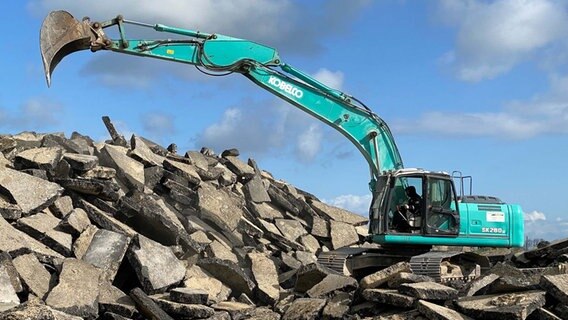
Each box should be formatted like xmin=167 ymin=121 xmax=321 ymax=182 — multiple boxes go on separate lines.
xmin=318 ymin=247 xmax=490 ymax=283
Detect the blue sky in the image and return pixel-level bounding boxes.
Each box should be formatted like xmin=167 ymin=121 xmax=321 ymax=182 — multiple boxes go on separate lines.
xmin=1 ymin=1 xmax=567 ymax=240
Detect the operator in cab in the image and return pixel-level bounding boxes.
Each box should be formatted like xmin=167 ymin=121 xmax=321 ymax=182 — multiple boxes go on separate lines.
xmin=393 ymin=186 xmax=422 ymax=232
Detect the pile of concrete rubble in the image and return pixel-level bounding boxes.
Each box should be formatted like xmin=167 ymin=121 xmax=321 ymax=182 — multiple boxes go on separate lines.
xmin=0 ymin=118 xmax=567 ymax=320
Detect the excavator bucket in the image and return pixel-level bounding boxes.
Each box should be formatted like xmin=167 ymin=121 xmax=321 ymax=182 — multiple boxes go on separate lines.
xmin=40 ymin=10 xmax=93 ymax=86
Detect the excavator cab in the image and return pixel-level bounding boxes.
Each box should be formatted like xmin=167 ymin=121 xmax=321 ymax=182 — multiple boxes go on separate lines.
xmin=370 ymin=169 xmax=460 ymax=241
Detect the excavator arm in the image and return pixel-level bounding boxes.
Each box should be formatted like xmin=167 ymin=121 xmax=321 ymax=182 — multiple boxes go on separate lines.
xmin=40 ymin=11 xmax=403 ymax=187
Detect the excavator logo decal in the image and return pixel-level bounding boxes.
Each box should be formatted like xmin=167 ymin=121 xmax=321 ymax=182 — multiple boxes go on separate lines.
xmin=268 ymin=76 xmax=304 ymax=99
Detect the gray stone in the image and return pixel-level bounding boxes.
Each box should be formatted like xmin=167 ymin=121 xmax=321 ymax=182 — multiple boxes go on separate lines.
xmin=360 ymin=261 xmax=412 ymax=289
xmin=329 ymin=220 xmax=359 ymax=249
xmin=46 ymin=259 xmax=101 ymax=319
xmin=80 ymin=200 xmax=136 ymax=237
xmin=0 ymin=265 xmax=19 ymax=310
xmin=310 ymin=217 xmax=329 ymax=239
xmin=130 ymin=135 xmax=165 ymax=167
xmin=248 ymin=202 xmax=284 ymax=221
xmin=295 ymin=263 xmax=337 ymax=293
xmin=321 ymin=292 xmax=350 ymax=320
xmin=0 ymin=167 xmax=63 ymax=215
xmin=43 ymin=134 xmax=90 ymax=155
xmin=216 ymin=163 xmax=237 ymax=187
xmin=149 ymin=293 xmax=215 ymax=319
xmin=417 ymin=300 xmax=473 ymax=320
xmin=223 ymin=156 xmax=255 ymax=178
xmin=267 ymin=184 xmax=301 ymax=215
xmin=212 ymin=301 xmax=255 ymax=319
xmin=238 ymin=307 xmax=281 ymax=320
xmin=299 ymin=234 xmax=321 ymax=254
xmin=98 ymin=283 xmax=137 ymax=318
xmin=0 ymin=216 xmax=62 ymax=259
xmin=80 ymin=166 xmax=117 ymax=180
xmin=183 ymin=265 xmax=231 ymax=304
xmin=205 ymin=240 xmax=238 ymax=263
xmin=16 ymin=212 xmax=73 ymax=256
xmin=0 ymin=298 xmax=83 ymax=319
xmin=387 ymin=272 xmax=436 ymax=289
xmin=198 ymin=183 xmax=244 ymax=232
xmin=275 ymin=219 xmax=307 ymax=241
xmin=169 ymin=288 xmax=209 ymax=305
xmin=163 ymin=159 xmax=201 ymax=186
xmin=238 ymin=217 xmax=264 ymax=239
xmin=197 ymin=258 xmax=255 ymax=297
xmin=0 ymin=253 xmax=22 ymax=294
xmin=278 ymin=269 xmax=298 ymax=289
xmin=129 ymin=287 xmax=174 ymax=320
xmin=73 ymin=225 xmax=99 ymax=259
xmin=306 ymin=274 xmax=358 ymax=298
xmin=280 ymin=252 xmax=302 ymax=271
xmin=49 ymin=196 xmax=73 ymax=219
xmin=309 ymin=199 xmax=368 ymax=226
xmin=0 ymin=196 xmax=22 ymax=220
xmin=540 ymin=273 xmax=568 ymax=304
xmin=14 ymin=147 xmax=63 ymax=170
xmin=82 ymin=229 xmax=130 ymax=282
xmin=185 ymin=151 xmax=210 ymax=171
xmin=398 ymin=282 xmax=459 ymax=300
xmin=63 ymin=153 xmax=99 ymax=171
xmin=462 ymin=273 xmax=500 ymax=296
xmin=455 ymin=290 xmax=546 ymax=320
xmin=127 ymin=235 xmax=186 ymax=293
xmin=294 ymin=251 xmax=318 ymax=266
xmin=99 ymin=144 xmax=145 ymax=190
xmin=58 ymin=208 xmax=91 ymax=236
xmin=282 ymin=298 xmax=326 ymax=320
xmin=191 ymin=230 xmax=212 ymax=245
xmin=362 ymin=289 xmax=416 ymax=308
xmin=247 ymin=252 xmax=279 ymax=305
xmin=243 ymin=175 xmax=271 ymax=203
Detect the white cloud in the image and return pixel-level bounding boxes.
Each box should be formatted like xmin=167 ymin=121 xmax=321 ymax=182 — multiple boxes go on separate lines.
xmin=195 ymin=68 xmax=346 ymax=161
xmin=323 ymin=194 xmax=372 ymax=215
xmin=0 ymin=98 xmax=64 ymax=131
xmin=141 ymin=112 xmax=175 ymax=137
xmin=524 ymin=210 xmax=546 ymax=222
xmin=437 ymin=0 xmax=568 ymax=81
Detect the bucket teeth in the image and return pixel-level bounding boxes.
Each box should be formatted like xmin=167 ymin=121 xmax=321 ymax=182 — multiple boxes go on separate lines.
xmin=40 ymin=10 xmax=93 ymax=86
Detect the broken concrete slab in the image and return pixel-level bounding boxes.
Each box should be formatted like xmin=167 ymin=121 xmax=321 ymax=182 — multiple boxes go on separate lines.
xmin=197 ymin=182 xmax=244 ymax=232
xmin=243 ymin=175 xmax=271 ymax=203
xmin=129 ymin=287 xmax=174 ymax=320
xmin=294 ymin=251 xmax=318 ymax=266
xmin=540 ymin=274 xmax=568 ymax=304
xmin=310 ymin=216 xmax=330 ymax=239
xmin=63 ymin=153 xmax=99 ymax=171
xmin=462 ymin=273 xmax=500 ymax=297
xmin=0 ymin=216 xmax=63 ymax=260
xmin=205 ymin=240 xmax=238 ymax=264
xmin=73 ymin=225 xmax=99 ymax=259
xmin=169 ymin=288 xmax=209 ymax=305
xmin=0 ymin=196 xmax=22 ymax=220
xmin=80 ymin=166 xmax=117 ymax=180
xmin=360 ymin=261 xmax=412 ymax=289
xmin=280 ymin=252 xmax=302 ymax=271
xmin=0 ymin=297 xmax=83 ymax=319
xmin=150 ymin=293 xmax=215 ymax=319
xmin=130 ymin=135 xmax=165 ymax=167
xmin=247 ymin=252 xmax=280 ymax=305
xmin=14 ymin=147 xmax=63 ymax=170
xmin=98 ymin=144 xmax=145 ymax=191
xmin=0 ymin=166 xmax=63 ymax=215
xmin=267 ymin=184 xmax=301 ymax=215
xmin=46 ymin=259 xmax=101 ymax=319
xmin=163 ymin=158 xmax=201 ymax=186
xmin=309 ymin=199 xmax=368 ymax=226
xmin=98 ymin=283 xmax=137 ymax=318
xmin=16 ymin=212 xmax=73 ymax=256
xmin=212 ymin=301 xmax=255 ymax=319
xmin=0 ymin=265 xmax=19 ymax=311
xmin=282 ymin=298 xmax=326 ymax=320
xmin=362 ymin=289 xmax=416 ymax=308
xmin=197 ymin=258 xmax=255 ymax=297
xmin=58 ymin=208 xmax=91 ymax=236
xmin=183 ymin=265 xmax=231 ymax=304
xmin=299 ymin=234 xmax=321 ymax=254
xmin=455 ymin=290 xmax=546 ymax=320
xmin=248 ymin=202 xmax=284 ymax=221
xmin=223 ymin=156 xmax=255 ymax=179
xmin=57 ymin=178 xmax=121 ymax=201
xmin=322 ymin=292 xmax=350 ymax=320
xmin=398 ymin=282 xmax=459 ymax=301
xmin=82 ymin=229 xmax=130 ymax=282
xmin=306 ymin=274 xmax=358 ymax=298
xmin=329 ymin=220 xmax=359 ymax=249
xmin=127 ymin=235 xmax=186 ymax=293
xmin=275 ymin=219 xmax=307 ymax=241
xmin=79 ymin=200 xmax=136 ymax=238
xmin=417 ymin=300 xmax=473 ymax=320
xmin=0 ymin=253 xmax=22 ymax=294
xmin=387 ymin=272 xmax=436 ymax=289
xmin=294 ymin=263 xmax=338 ymax=293
xmin=185 ymin=150 xmax=210 ymax=171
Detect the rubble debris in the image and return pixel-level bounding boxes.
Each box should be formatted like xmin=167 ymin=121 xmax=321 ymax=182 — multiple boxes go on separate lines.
xmin=0 ymin=121 xmax=567 ymax=319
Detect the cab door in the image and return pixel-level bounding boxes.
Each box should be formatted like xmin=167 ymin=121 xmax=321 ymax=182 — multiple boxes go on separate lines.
xmin=424 ymin=177 xmax=460 ymax=236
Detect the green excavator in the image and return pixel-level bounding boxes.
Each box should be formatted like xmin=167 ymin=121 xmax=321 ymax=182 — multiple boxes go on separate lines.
xmin=40 ymin=11 xmax=525 ymax=282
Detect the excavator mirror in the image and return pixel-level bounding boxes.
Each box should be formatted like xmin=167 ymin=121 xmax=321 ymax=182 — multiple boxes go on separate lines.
xmin=40 ymin=10 xmax=93 ymax=86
